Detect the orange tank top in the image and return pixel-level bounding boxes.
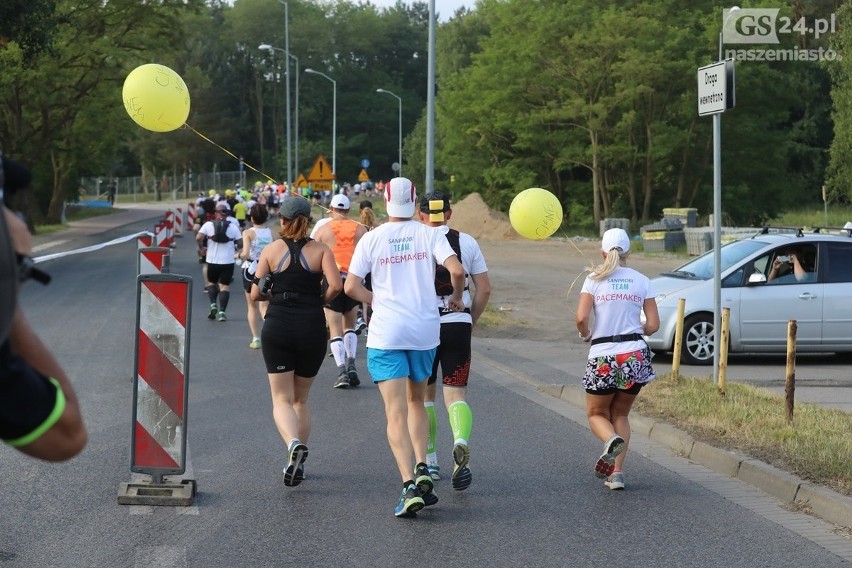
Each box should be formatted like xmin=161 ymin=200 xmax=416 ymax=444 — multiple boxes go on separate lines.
xmin=329 ymin=218 xmax=358 ymax=273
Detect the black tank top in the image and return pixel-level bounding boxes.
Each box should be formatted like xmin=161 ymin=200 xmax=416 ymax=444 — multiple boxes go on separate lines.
xmin=269 ymin=238 xmax=323 ymax=306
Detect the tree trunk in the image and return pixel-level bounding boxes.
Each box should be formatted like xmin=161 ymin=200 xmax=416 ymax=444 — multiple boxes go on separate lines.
xmin=591 ymin=130 xmax=601 ymax=225
xmin=641 ymin=122 xmax=654 ymax=220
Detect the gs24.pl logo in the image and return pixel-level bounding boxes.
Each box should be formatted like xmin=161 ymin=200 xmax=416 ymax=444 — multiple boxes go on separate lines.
xmin=722 ymin=8 xmax=836 ymax=44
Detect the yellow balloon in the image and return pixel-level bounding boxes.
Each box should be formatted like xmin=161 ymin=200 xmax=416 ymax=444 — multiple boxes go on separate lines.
xmin=509 ymin=187 xmax=563 ymax=240
xmin=122 ymin=64 xmax=190 ymax=132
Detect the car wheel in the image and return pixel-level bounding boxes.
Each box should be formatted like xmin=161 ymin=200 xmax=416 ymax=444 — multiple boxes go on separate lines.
xmin=681 ymin=314 xmax=714 ymax=366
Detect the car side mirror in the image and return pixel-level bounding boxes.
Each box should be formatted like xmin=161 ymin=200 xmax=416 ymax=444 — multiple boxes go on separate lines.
xmin=748 ymin=272 xmax=767 ymax=285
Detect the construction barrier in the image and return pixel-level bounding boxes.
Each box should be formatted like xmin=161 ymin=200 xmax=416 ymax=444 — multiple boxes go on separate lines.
xmin=174 ymin=207 xmax=184 ymax=236
xmin=154 ymin=223 xmax=168 ymax=248
xmin=119 ymin=273 xmax=195 ymax=505
xmin=163 ymin=211 xmax=175 ymax=248
xmin=137 ymin=247 xmax=170 ymax=275
xmin=137 ymin=234 xmax=153 ymax=249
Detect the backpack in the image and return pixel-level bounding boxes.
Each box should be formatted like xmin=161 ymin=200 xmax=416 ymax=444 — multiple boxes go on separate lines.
xmin=210 ymin=219 xmax=232 ymax=243
xmin=435 ymin=229 xmax=464 ymax=296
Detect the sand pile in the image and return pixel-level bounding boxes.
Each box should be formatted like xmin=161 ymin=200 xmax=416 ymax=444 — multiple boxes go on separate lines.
xmin=448 ymin=192 xmax=519 ymax=242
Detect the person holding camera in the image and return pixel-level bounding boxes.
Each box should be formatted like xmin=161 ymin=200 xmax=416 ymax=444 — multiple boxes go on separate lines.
xmin=768 ymin=247 xmax=813 ymax=283
xmin=1 ymin=156 xmax=87 ymax=462
xmin=249 ymin=197 xmax=342 ymax=486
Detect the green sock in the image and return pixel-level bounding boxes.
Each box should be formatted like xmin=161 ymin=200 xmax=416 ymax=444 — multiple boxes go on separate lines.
xmin=425 ymin=402 xmax=437 ymax=456
xmin=448 ymin=401 xmax=473 ymax=445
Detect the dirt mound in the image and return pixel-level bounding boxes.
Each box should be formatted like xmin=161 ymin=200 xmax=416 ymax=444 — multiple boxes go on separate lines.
xmin=448 ymin=192 xmax=519 ymax=242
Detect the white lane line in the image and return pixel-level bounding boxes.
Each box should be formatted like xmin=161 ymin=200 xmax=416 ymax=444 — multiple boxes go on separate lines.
xmin=32 ymin=240 xmax=68 ymax=253
xmin=134 ymin=546 xmax=187 ymax=568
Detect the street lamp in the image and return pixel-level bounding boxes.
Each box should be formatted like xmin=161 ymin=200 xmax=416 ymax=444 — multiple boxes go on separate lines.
xmin=304 ymin=68 xmax=336 ymax=178
xmin=376 ymin=88 xmax=403 ymax=176
xmin=258 ymin=43 xmax=293 ymax=186
xmin=289 ymin=52 xmax=299 ymax=178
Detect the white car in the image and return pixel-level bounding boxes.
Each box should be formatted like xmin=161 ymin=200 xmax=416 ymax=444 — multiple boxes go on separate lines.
xmin=645 ymin=228 xmax=852 ymax=365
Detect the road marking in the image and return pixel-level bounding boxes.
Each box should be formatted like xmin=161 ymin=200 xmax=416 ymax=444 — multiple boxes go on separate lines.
xmin=134 ymin=546 xmax=186 ymax=568
xmin=32 ymin=240 xmax=68 ymax=253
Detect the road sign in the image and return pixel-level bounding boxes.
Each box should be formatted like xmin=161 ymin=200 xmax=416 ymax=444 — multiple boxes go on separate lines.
xmin=361 ymin=159 xmax=370 ymax=169
xmin=358 ymin=169 xmax=370 ymax=182
xmin=293 ymin=173 xmax=308 ymax=188
xmin=307 ymin=154 xmax=335 ymax=182
xmin=697 ymin=60 xmax=735 ymax=116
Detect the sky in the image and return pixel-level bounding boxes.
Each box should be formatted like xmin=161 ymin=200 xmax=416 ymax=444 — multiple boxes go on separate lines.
xmin=361 ymin=0 xmax=476 ymax=21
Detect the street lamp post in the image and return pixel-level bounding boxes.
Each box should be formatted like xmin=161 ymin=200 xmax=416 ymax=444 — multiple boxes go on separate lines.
xmin=289 ymin=53 xmax=299 ymax=179
xmin=258 ymin=43 xmax=294 ymax=185
xmin=376 ymin=88 xmax=402 ymax=176
xmin=304 ymin=68 xmax=336 ymax=178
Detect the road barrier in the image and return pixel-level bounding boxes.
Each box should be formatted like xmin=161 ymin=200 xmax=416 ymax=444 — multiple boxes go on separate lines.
xmin=137 ymin=247 xmax=170 ymax=275
xmin=118 ymin=273 xmax=195 ymax=506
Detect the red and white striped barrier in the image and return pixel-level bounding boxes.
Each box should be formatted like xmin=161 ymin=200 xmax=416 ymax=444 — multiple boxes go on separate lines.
xmin=137 ymin=247 xmax=170 ymax=275
xmin=154 ymin=223 xmax=169 ymax=248
xmin=174 ymin=207 xmax=184 ymax=236
xmin=137 ymin=234 xmax=153 ymax=249
xmin=186 ymin=204 xmax=197 ymax=227
xmin=163 ymin=211 xmax=175 ymax=248
xmin=131 ymin=274 xmax=192 ymax=478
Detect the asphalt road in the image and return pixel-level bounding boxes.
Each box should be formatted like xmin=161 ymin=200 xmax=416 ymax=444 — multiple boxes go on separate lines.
xmin=2 ymin=216 xmax=850 ymax=567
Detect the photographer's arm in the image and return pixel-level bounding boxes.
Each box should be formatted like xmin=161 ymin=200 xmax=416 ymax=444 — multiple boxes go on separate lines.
xmin=8 ymin=306 xmax=87 ymax=461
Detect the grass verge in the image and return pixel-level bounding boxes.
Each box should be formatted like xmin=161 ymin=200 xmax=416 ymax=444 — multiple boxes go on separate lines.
xmin=35 ymin=206 xmax=118 ymax=235
xmin=633 ymin=374 xmax=852 ymax=496
xmin=475 ymin=305 xmax=516 ymax=328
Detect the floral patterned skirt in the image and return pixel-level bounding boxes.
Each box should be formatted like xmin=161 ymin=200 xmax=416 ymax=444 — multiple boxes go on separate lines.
xmin=582 ymin=347 xmax=656 ymax=392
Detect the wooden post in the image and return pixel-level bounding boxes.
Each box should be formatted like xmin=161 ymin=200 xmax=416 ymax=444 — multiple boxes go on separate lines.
xmin=671 ymin=298 xmax=686 ymax=382
xmin=718 ymin=307 xmax=730 ymax=396
xmin=785 ymin=320 xmax=797 ymax=424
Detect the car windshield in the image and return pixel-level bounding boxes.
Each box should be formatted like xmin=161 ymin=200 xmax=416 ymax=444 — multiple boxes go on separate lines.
xmin=665 ymin=239 xmax=768 ymax=280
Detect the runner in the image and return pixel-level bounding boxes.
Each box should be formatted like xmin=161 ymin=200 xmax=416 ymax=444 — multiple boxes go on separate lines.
xmin=312 ymin=194 xmax=368 ymax=388
xmin=251 ymin=198 xmax=342 ymax=486
xmin=239 ymin=204 xmax=274 ymax=349
xmin=195 ymin=202 xmax=242 ymax=322
xmin=345 ymin=177 xmax=465 ymax=518
xmin=417 ymin=192 xmax=491 ymax=490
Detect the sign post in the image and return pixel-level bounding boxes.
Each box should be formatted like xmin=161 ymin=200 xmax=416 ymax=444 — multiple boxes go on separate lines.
xmin=697 ymin=58 xmax=735 ymax=382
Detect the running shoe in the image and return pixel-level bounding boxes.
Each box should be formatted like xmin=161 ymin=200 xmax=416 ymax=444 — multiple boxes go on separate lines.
xmin=394 ymin=484 xmax=424 ymax=518
xmin=249 ymin=338 xmax=261 ymax=349
xmin=427 ymin=464 xmax=441 ymax=480
xmin=208 ymin=303 xmax=217 ymax=320
xmin=594 ymin=435 xmax=625 ymax=479
xmin=347 ymin=363 xmax=360 ymax=387
xmin=283 ymin=440 xmax=308 ymax=487
xmin=604 ymin=472 xmax=625 ymax=490
xmin=451 ymin=443 xmax=472 ymax=491
xmin=294 ymin=462 xmax=305 ymax=482
xmin=217 ymin=311 xmax=226 ymax=322
xmin=333 ymin=370 xmax=351 ymax=389
xmin=414 ymin=464 xmax=435 ymax=496
xmin=355 ymin=316 xmax=367 ymax=335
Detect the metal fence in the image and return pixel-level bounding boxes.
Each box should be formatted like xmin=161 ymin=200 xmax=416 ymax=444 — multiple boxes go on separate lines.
xmin=78 ymin=170 xmax=249 ymax=203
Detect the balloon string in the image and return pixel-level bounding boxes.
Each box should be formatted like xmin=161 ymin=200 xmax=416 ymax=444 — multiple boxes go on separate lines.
xmin=183 ymin=122 xmax=368 ymax=228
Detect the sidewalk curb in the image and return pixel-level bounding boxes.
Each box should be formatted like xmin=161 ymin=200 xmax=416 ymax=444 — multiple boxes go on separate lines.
xmin=543 ymin=382 xmax=852 ymax=528
xmin=534 ymin=379 xmax=851 ymax=528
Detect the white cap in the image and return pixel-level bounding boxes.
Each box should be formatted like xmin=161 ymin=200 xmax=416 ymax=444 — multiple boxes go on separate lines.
xmin=330 ymin=194 xmax=350 ymax=209
xmin=385 ymin=177 xmax=416 ymax=218
xmin=601 ymin=228 xmax=630 ymax=253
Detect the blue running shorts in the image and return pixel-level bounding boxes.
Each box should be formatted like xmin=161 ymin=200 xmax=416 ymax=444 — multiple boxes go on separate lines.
xmin=367 ymin=348 xmax=437 ymax=383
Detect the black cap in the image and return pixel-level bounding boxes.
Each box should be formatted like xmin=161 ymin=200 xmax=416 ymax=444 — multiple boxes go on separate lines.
xmin=1 ymin=156 xmax=33 ymax=193
xmin=419 ymin=192 xmax=450 ymax=213
xmin=280 ymin=197 xmax=312 ymax=219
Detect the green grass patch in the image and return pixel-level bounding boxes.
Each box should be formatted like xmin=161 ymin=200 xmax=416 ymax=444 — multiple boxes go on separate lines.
xmin=476 ymin=304 xmax=515 ymax=328
xmin=768 ymin=206 xmax=852 ymax=230
xmin=34 ymin=205 xmax=118 ymax=235
xmin=634 ymin=375 xmax=852 ymax=496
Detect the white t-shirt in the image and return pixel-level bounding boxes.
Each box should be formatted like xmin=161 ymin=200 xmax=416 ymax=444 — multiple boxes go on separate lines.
xmin=434 ymin=226 xmax=488 ymax=324
xmin=348 ymin=220 xmax=457 ymax=350
xmin=310 ymin=217 xmax=332 ymax=239
xmin=580 ymin=266 xmax=653 ymax=357
xmin=198 ymin=220 xmax=242 ymax=264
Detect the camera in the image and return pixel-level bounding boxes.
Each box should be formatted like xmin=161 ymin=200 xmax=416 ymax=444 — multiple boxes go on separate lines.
xmin=257 ymin=274 xmax=273 ymax=295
